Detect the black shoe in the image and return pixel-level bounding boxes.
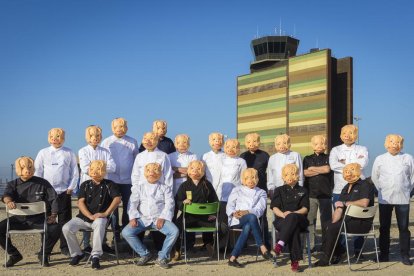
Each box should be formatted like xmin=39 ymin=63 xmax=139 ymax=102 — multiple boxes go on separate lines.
xmin=136 ymin=253 xmax=152 ymax=266
xmin=373 ymin=254 xmax=389 ymax=263
xmin=102 ymin=243 xmax=115 ymax=254
xmin=61 ymin=247 xmax=70 ymax=257
xmin=261 ymin=251 xmax=274 ymax=260
xmin=83 ymin=246 xmax=92 ymax=254
xmin=313 ymin=259 xmax=329 ymax=267
xmin=91 ymin=257 xmax=101 ymax=269
xmin=331 ymin=253 xmax=346 ymax=264
xmin=38 ymin=254 xmax=50 ymax=267
xmin=402 ymin=256 xmax=413 ymax=266
xmin=70 ymin=254 xmax=85 ymax=266
xmin=228 ymin=259 xmax=244 ymax=268
xmin=3 ymin=253 xmax=23 ymax=268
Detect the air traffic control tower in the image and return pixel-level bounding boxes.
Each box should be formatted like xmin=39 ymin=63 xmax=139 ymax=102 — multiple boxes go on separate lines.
xmin=237 ymin=36 xmax=353 ymax=156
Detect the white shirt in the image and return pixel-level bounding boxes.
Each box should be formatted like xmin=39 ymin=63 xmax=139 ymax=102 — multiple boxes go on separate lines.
xmin=131 ymin=148 xmax=173 ymax=188
xmin=372 ymin=152 xmax=414 ymax=204
xmin=267 ymin=151 xmax=304 ymax=191
xmin=329 ymin=144 xmax=369 ymax=194
xmin=34 ymin=146 xmax=79 ymax=194
xmin=216 ymin=156 xmax=247 ymax=202
xmin=127 ymin=180 xmax=175 ymax=226
xmin=78 ymin=145 xmax=116 ymax=184
xmin=202 ymin=150 xmax=225 ymax=193
xmin=101 ymin=135 xmax=139 ymax=184
xmin=226 ymin=186 xmax=267 ymax=226
xmin=168 ymin=151 xmax=198 ymax=196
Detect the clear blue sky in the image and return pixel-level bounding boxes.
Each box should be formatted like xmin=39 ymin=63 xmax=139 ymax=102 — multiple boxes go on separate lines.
xmin=1 ymin=0 xmax=413 ymax=180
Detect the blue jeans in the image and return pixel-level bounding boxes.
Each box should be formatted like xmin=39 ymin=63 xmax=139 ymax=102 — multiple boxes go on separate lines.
xmin=230 ymin=214 xmax=263 ymax=257
xmin=122 ymin=219 xmax=179 ymax=260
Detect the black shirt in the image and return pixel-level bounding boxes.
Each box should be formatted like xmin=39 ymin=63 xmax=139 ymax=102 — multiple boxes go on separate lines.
xmin=303 ymin=153 xmax=333 ymax=199
xmin=338 ymin=179 xmax=374 ymax=207
xmin=2 ymin=176 xmax=58 ymax=216
xmin=77 ymin=179 xmax=121 ymax=223
xmin=240 ymin=149 xmax=270 ymax=192
xmin=175 ymin=177 xmax=218 ymax=211
xmin=139 ymin=136 xmax=176 ymax=154
xmin=270 ymin=184 xmax=310 ymax=218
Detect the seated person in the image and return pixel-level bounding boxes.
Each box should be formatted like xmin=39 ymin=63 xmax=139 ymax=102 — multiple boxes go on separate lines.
xmin=226 ymin=168 xmax=272 ymax=268
xmin=314 ymin=163 xmax=375 ymax=266
xmin=0 ymin=157 xmax=60 ymax=267
xmin=122 ymin=163 xmax=179 ymax=269
xmin=173 ymin=160 xmax=218 ymax=260
xmin=62 ymin=160 xmax=121 ymax=270
xmin=271 ymin=164 xmax=309 ymax=272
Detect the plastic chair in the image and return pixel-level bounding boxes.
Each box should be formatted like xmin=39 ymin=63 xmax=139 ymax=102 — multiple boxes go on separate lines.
xmin=5 ymin=202 xmax=47 ymax=268
xmin=329 ymin=205 xmax=379 ymax=270
xmin=182 ymin=202 xmax=220 ymax=263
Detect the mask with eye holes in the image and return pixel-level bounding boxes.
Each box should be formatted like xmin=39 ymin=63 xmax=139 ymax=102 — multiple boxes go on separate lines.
xmin=342 ymin=163 xmax=361 ymax=184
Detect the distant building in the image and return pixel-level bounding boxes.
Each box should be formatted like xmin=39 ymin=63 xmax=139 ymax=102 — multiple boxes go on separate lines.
xmin=237 ymin=36 xmax=353 ymax=156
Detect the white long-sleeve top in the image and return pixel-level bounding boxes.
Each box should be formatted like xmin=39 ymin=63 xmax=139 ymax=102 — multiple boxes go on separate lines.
xmin=127 ymin=180 xmax=175 ymax=226
xmin=78 ymin=145 xmax=116 ymax=184
xmin=131 ymin=148 xmax=173 ymax=188
xmin=202 ymin=150 xmax=225 ymax=190
xmin=267 ymin=151 xmax=303 ymax=191
xmin=34 ymin=146 xmax=79 ymax=194
xmin=101 ymin=135 xmax=139 ymax=184
xmin=329 ymin=144 xmax=369 ymax=194
xmin=226 ymin=186 xmax=267 ymax=226
xmin=372 ymin=152 xmax=414 ymax=204
xmin=216 ymin=156 xmax=247 ymax=202
xmin=168 ymin=151 xmax=198 ymax=196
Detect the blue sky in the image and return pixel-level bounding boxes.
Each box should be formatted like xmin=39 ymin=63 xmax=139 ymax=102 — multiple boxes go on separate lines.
xmin=1 ymin=0 xmax=413 ymax=180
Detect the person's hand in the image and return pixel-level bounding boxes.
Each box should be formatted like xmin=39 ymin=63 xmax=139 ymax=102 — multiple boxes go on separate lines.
xmin=282 ymin=211 xmax=292 ymax=218
xmin=335 ymin=201 xmax=344 ymax=208
xmin=156 ymin=218 xmax=165 ymax=230
xmin=47 ymin=213 xmax=57 ymax=224
xmin=66 ymin=189 xmax=73 ymax=195
xmin=129 ymin=218 xmax=138 ymax=228
xmin=238 ymin=210 xmax=249 ymax=217
xmin=177 ymin=167 xmax=188 ymax=174
xmin=6 ymin=201 xmax=16 ymax=210
xmin=183 ymin=199 xmax=192 ymax=205
xmin=233 ymin=211 xmax=241 ymax=219
xmin=92 ymin=212 xmax=107 ymax=219
xmin=208 ymin=215 xmax=216 ymax=221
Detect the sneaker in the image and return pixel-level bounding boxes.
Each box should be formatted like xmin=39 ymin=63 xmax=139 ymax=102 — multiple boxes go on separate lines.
xmin=136 ymin=253 xmax=152 ymax=266
xmin=155 ymin=258 xmax=170 ymax=269
xmin=91 ymin=257 xmax=101 ymax=270
xmin=37 ymin=254 xmax=50 ymax=267
xmin=61 ymin=247 xmax=70 ymax=257
xmin=228 ymin=259 xmax=244 ymax=268
xmin=3 ymin=253 xmax=23 ymax=268
xmin=402 ymin=255 xmax=413 ymax=266
xmin=102 ymin=243 xmax=115 ymax=254
xmin=70 ymin=253 xmax=85 ymax=266
xmin=274 ymin=244 xmax=283 ymax=256
xmin=291 ymin=260 xmax=299 ymax=272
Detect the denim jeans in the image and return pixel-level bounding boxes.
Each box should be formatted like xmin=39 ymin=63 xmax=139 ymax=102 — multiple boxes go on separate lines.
xmin=230 ymin=213 xmax=263 ymax=257
xmin=122 ymin=219 xmax=179 ymax=260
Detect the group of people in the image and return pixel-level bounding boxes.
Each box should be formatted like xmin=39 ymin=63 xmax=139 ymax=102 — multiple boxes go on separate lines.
xmin=1 ymin=118 xmax=413 ymax=272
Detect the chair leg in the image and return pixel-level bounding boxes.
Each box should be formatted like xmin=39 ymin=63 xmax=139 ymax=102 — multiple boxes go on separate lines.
xmin=216 ymin=231 xmax=220 ymax=262
xmin=5 ymin=232 xmax=9 ymax=268
xmin=355 ymin=237 xmax=366 ymax=264
xmin=184 ymin=231 xmax=188 ymax=264
xmin=345 ymin=235 xmax=351 ymax=270
xmin=42 ymin=232 xmax=46 ymax=267
xmin=306 ymin=232 xmax=312 ymax=268
xmin=113 ymin=232 xmax=119 ymax=265
xmin=223 ymin=229 xmax=230 ymax=260
xmin=373 ymin=234 xmax=380 ymax=269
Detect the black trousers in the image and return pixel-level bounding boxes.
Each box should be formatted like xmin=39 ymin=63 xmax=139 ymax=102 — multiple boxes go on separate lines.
xmin=174 ymin=214 xmax=215 ymax=250
xmin=0 ymin=216 xmax=61 ymax=256
xmin=57 ymin=192 xmax=72 ymax=249
xmin=379 ymin=204 xmax=411 ymax=257
xmin=273 ymin=213 xmax=309 ymax=261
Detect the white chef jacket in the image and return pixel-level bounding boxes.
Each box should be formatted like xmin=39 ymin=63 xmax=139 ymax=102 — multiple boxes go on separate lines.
xmin=34 ymin=146 xmax=79 ymax=194
xmin=101 ymin=135 xmax=139 ymax=184
xmin=226 ymin=186 xmax=267 ymax=226
xmin=202 ymin=150 xmax=225 ymax=191
xmin=216 ymin=156 xmax=247 ymax=202
xmin=78 ymin=145 xmax=116 ymax=184
xmin=372 ymin=152 xmax=414 ymax=204
xmin=168 ymin=151 xmax=198 ymax=196
xmin=329 ymin=144 xmax=369 ymax=194
xmin=131 ymin=148 xmax=173 ymax=188
xmin=127 ymin=180 xmax=175 ymax=226
xmin=267 ymin=151 xmax=304 ymax=191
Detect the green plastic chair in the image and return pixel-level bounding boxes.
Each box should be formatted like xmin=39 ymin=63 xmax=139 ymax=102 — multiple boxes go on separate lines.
xmin=183 ymin=202 xmax=220 ymax=263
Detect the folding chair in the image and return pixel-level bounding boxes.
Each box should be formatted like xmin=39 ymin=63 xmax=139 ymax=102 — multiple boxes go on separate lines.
xmin=223 ymin=215 xmax=265 ymax=260
xmin=328 ymin=205 xmax=379 ymax=270
xmin=182 ymin=202 xmax=220 ymax=263
xmin=5 ymin=202 xmax=47 ymax=268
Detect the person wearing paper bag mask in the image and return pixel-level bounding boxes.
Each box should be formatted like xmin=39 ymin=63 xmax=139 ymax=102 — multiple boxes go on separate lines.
xmin=35 ymin=128 xmax=79 ymax=257
xmin=139 ymin=120 xmax=176 ymax=154
xmin=202 ymin=132 xmax=225 ymax=194
xmin=372 ymin=134 xmax=414 ymax=265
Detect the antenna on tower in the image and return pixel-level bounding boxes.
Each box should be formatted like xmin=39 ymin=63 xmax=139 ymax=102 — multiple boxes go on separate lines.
xmin=279 ymin=18 xmax=282 ymax=36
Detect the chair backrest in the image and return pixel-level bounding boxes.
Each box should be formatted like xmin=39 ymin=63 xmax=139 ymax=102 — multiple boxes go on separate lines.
xmin=344 ymin=205 xmax=377 ymax=219
xmin=7 ymin=202 xmax=46 ymax=216
xmin=184 ymin=202 xmax=219 ymax=215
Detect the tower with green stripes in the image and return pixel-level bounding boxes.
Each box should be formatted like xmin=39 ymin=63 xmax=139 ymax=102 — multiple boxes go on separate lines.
xmin=237 ymin=36 xmax=353 ymax=156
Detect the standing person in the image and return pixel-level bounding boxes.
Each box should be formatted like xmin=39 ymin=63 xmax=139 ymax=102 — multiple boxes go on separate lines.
xmin=139 ymin=120 xmax=176 ymax=154
xmin=303 ymin=135 xmax=332 ymax=252
xmin=1 ymin=157 xmax=60 ymax=267
xmin=101 ymin=117 xmax=139 ymax=230
xmin=371 ymin=134 xmax=414 ymax=265
xmin=78 ymin=125 xmax=116 ymax=252
xmin=202 ymin=132 xmax=225 ymax=193
xmin=271 ymin=164 xmax=309 ymax=272
xmin=267 ymin=134 xmax=303 ymax=196
xmin=240 ymin=133 xmax=271 ymax=250
xmin=35 ymin=128 xmax=79 ymax=256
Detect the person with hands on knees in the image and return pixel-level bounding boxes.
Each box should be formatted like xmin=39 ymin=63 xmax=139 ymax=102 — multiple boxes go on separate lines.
xmin=62 ymin=160 xmax=121 ymax=270
xmin=0 ymin=156 xmax=60 ymax=267
xmin=271 ymin=164 xmax=309 ymax=272
xmin=122 ymin=163 xmax=179 ymax=269
xmin=226 ymin=168 xmax=271 ymax=268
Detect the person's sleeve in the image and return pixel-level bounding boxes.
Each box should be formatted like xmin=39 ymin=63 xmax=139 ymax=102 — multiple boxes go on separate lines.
xmin=267 ymin=157 xmax=276 ymax=191
xmin=249 ymin=190 xmax=267 ymax=218
xmin=106 ymin=151 xmax=116 ymax=174
xmin=329 ymin=147 xmax=344 ymax=173
xmin=34 ymin=150 xmax=44 ymax=177
xmin=131 ymin=156 xmax=141 ymax=187
xmin=78 ymin=148 xmax=90 ymax=177
xmin=299 ymin=189 xmax=310 ymax=211
xmin=109 ymin=182 xmax=121 ymax=198
xmin=359 ymin=181 xmax=371 ymax=200
xmin=163 ymin=155 xmax=174 ymax=188
xmin=409 ymin=156 xmax=414 ymax=188
xmin=1 ymin=182 xmax=16 ymax=202
xmin=296 ymin=153 xmax=304 ymax=186
xmin=207 ymin=181 xmax=219 ymax=202
xmin=303 ymin=156 xmax=310 ymax=170
xmin=338 ymin=186 xmax=347 ymax=202
xmin=241 ymin=159 xmax=247 ymax=172
xmin=78 ymin=182 xmax=87 ymax=199
xmin=175 ymin=183 xmax=186 ymax=211
xmin=226 ymin=189 xmax=237 ymax=217
xmin=68 ymin=152 xmax=80 ymax=191
xmin=45 ymin=181 xmax=59 ymax=214
xmin=371 ymin=157 xmax=381 ymax=189
xmin=356 ymin=146 xmax=369 ymax=170
xmin=270 ymin=188 xmax=282 ymax=210
xmin=159 ymin=186 xmax=175 ymax=221
xmin=127 ymin=188 xmax=140 ymax=220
